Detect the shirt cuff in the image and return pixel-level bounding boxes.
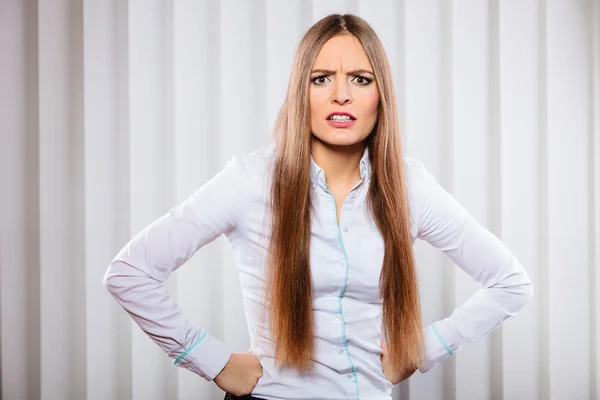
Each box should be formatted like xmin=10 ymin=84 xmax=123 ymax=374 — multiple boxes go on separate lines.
xmin=418 ymin=322 xmax=459 ymax=373
xmin=172 ymin=331 xmax=232 ymax=381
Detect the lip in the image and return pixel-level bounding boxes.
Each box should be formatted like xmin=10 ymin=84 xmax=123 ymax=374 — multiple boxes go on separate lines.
xmin=327 ymin=118 xmax=357 ymax=129
xmin=326 ymin=111 xmax=356 ymax=120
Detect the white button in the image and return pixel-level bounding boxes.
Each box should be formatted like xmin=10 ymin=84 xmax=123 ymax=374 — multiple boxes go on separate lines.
xmin=346 ymin=373 xmax=353 ymax=379
xmin=338 ymin=348 xmax=344 ymax=355
xmin=339 ymin=261 xmax=345 ymax=267
xmin=334 ymin=318 xmax=340 ymax=324
xmin=343 ymin=226 xmax=348 ymax=233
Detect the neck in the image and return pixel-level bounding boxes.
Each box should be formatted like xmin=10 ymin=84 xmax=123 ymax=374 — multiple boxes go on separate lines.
xmin=310 ymin=137 xmax=365 ymax=188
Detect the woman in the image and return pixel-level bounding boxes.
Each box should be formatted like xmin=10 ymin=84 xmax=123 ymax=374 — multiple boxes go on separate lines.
xmin=103 ymin=14 xmax=533 ymax=400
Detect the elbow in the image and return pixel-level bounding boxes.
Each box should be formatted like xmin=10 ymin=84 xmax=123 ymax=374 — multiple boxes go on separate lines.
xmin=519 ymin=267 xmax=534 ymax=305
xmin=102 ymin=260 xmax=125 ymax=294
xmin=102 ymin=259 xmax=160 ymax=296
xmin=525 ymin=279 xmax=534 ymax=300
xmin=511 ymin=279 xmax=534 ymax=315
xmin=507 ymin=260 xmax=534 ymax=313
xmin=526 ymin=279 xmax=534 ymax=300
xmin=491 ymin=271 xmax=534 ymax=316
xmin=520 ymin=281 xmax=534 ymax=308
xmin=102 ymin=270 xmax=113 ymax=292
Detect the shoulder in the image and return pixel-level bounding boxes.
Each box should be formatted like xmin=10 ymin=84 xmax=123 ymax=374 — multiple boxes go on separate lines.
xmin=222 ymin=144 xmax=275 ymax=235
xmin=228 ymin=143 xmax=275 ymax=186
xmin=401 ymin=156 xmax=432 ymax=234
xmin=402 ymin=155 xmax=430 ymax=201
xmin=199 ymin=144 xmax=274 ymax=204
xmin=216 ymin=143 xmax=275 ymax=210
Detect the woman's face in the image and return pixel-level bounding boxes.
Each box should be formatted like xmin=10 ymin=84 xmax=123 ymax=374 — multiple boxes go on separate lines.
xmin=309 ymin=34 xmax=380 ymax=147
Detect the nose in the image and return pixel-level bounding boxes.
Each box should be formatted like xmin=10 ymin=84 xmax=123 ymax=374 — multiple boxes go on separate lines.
xmin=330 ymin=78 xmax=352 ymax=105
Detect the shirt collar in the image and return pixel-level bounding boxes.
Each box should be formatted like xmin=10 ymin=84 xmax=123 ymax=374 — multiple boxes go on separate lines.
xmin=309 ymin=145 xmax=371 ymax=189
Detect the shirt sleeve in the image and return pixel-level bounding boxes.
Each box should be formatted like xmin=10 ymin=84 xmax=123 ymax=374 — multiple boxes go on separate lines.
xmin=407 ymin=158 xmax=534 ymax=373
xmin=102 ymin=155 xmax=249 ymax=381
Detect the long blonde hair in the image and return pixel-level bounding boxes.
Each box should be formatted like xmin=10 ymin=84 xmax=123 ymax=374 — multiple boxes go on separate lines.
xmin=267 ymin=13 xmax=424 ymax=374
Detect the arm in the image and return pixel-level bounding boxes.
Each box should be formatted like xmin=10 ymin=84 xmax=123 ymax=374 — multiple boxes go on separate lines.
xmin=407 ymin=159 xmax=534 ymax=373
xmin=103 ymin=155 xmax=248 ymax=381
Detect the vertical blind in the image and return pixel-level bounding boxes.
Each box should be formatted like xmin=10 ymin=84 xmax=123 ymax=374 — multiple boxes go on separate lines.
xmin=1 ymin=0 xmax=598 ymax=399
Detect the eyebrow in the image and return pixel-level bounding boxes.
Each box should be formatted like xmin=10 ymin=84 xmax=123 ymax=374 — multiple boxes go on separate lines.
xmin=310 ymin=69 xmax=374 ymax=76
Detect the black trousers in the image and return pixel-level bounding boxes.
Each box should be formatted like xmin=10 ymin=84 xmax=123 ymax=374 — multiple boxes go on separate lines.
xmin=224 ymin=393 xmax=265 ymax=400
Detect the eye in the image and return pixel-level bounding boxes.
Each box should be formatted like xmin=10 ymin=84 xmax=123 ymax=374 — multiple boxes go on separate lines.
xmin=352 ymin=75 xmax=373 ymax=86
xmin=311 ymin=75 xmax=330 ymax=86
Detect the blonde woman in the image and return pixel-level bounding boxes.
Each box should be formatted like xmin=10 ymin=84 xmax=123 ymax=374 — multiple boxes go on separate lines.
xmin=103 ymin=14 xmax=533 ymax=400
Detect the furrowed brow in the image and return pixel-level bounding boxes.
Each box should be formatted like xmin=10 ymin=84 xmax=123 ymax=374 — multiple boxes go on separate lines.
xmin=310 ymin=69 xmax=374 ymax=75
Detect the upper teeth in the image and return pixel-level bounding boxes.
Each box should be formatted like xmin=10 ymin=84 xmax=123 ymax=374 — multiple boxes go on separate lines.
xmin=330 ymin=115 xmax=351 ymax=121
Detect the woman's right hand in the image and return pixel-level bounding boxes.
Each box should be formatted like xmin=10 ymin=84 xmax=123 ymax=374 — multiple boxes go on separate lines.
xmin=214 ymin=351 xmax=263 ymax=396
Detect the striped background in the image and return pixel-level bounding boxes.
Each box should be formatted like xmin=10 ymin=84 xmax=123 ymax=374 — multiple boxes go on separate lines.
xmin=1 ymin=0 xmax=598 ymax=399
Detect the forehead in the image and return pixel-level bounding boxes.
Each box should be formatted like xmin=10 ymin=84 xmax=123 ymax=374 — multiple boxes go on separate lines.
xmin=313 ymin=34 xmax=372 ymax=70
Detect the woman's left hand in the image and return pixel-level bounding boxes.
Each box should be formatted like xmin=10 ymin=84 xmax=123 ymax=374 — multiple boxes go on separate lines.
xmin=381 ymin=340 xmax=417 ymax=384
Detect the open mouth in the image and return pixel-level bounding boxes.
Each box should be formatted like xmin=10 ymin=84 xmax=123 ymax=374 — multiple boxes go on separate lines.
xmin=328 ymin=116 xmax=355 ymax=122
xmin=327 ymin=115 xmax=357 ymax=128
xmin=326 ymin=112 xmax=357 ymax=122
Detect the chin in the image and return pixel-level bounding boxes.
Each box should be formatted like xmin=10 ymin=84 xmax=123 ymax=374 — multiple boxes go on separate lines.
xmin=319 ymin=131 xmax=367 ymax=147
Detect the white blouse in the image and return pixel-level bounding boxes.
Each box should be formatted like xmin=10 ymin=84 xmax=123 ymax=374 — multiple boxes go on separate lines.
xmin=103 ymin=144 xmax=533 ymax=400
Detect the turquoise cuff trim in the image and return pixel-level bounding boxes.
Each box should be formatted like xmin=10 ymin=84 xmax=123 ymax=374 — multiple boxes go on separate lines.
xmin=174 ymin=331 xmax=207 ymax=365
xmin=432 ymin=324 xmax=454 ymax=356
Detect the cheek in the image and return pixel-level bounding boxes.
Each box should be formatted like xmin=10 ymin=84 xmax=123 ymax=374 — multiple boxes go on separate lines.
xmin=365 ymin=91 xmax=380 ymax=116
xmin=309 ymin=90 xmax=328 ymax=124
xmin=309 ymin=89 xmax=326 ymax=110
